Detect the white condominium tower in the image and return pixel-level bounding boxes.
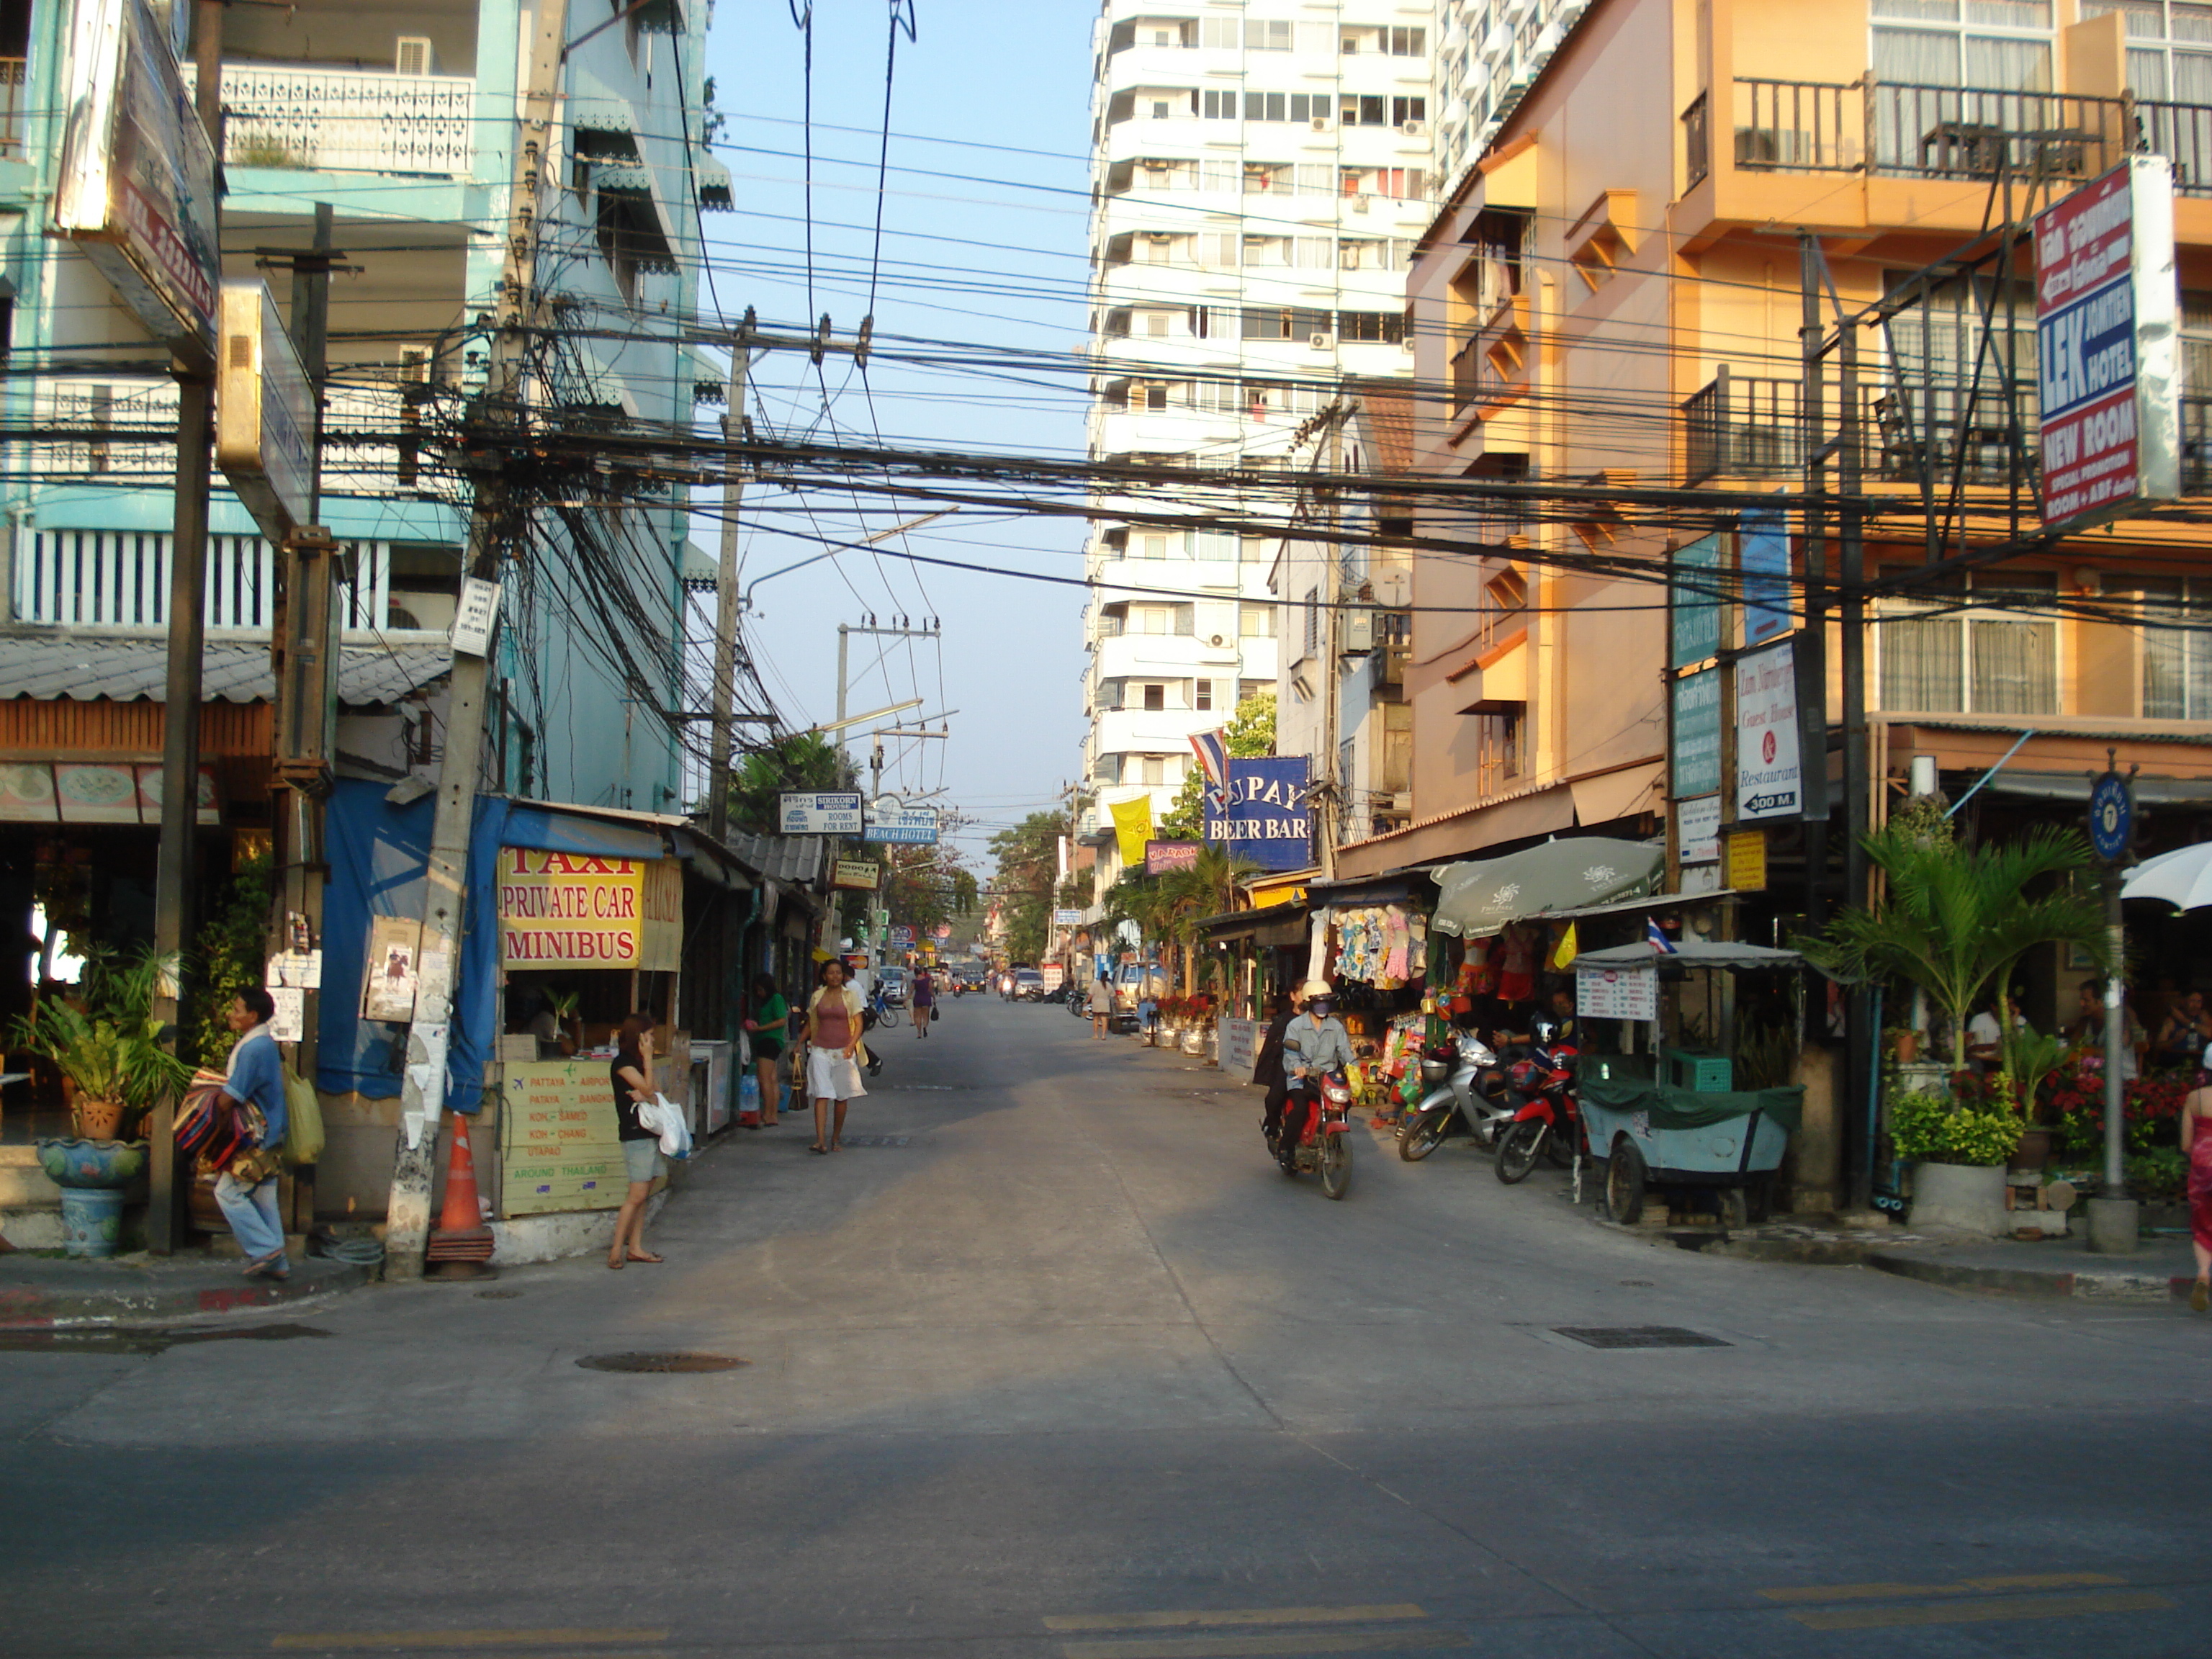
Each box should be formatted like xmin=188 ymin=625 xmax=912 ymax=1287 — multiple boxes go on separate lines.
xmin=1082 ymin=1 xmax=1435 ymax=861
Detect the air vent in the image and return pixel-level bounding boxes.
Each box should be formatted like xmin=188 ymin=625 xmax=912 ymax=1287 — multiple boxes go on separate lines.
xmin=1310 ymin=116 xmax=1330 ymax=132
xmin=395 ymin=35 xmax=433 ymax=76
xmin=1401 ymin=120 xmax=1425 ymax=136
xmin=1308 ymin=332 xmax=1335 ymax=351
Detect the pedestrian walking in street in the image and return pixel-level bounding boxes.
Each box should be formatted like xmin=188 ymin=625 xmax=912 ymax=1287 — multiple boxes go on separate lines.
xmin=1090 ymin=972 xmax=1113 ymax=1038
xmin=743 ymin=974 xmax=791 ymax=1127
xmin=608 ymin=1012 xmax=663 ymax=1269
xmin=2183 ymin=1067 xmax=2212 ymax=1312
xmin=805 ymin=958 xmax=867 ymax=1152
xmin=215 ymin=988 xmax=290 ymax=1280
xmin=912 ymin=961 xmax=935 ymax=1039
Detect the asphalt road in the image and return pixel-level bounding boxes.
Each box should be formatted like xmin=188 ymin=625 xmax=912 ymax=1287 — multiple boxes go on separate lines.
xmin=3 ymin=997 xmax=2208 ymax=1659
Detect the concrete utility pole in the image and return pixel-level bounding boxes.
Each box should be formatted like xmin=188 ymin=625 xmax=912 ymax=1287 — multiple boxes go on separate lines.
xmin=703 ymin=341 xmax=754 ymax=845
xmin=147 ymin=0 xmax=226 ymax=1254
xmin=836 ymin=619 xmax=940 ymax=775
xmin=385 ymin=0 xmax=571 ymax=1279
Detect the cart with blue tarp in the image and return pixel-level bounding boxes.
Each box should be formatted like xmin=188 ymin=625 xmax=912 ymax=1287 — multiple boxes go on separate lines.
xmin=1573 ymin=939 xmax=1807 ymax=1226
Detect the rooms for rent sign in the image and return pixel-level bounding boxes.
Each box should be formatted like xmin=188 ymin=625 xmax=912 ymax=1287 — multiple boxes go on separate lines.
xmin=498 ymin=848 xmax=681 ymax=971
xmin=2034 ymin=157 xmax=2180 ymax=531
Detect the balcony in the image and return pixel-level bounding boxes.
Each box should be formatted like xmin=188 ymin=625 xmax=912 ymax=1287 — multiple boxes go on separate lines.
xmin=189 ymin=63 xmax=475 ymax=176
xmin=0 ymin=58 xmax=23 ymax=156
xmin=1681 ymin=369 xmax=1803 ymax=485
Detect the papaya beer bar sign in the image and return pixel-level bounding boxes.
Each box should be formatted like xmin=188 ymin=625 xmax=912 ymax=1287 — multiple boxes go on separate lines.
xmin=497 ymin=848 xmax=681 ymax=971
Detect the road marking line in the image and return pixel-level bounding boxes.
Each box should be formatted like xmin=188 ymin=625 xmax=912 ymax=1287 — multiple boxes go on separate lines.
xmin=1060 ymin=1631 xmax=1463 ymax=1659
xmin=1047 ymin=1606 xmax=1427 ymax=1633
xmin=272 ymin=1632 xmax=670 ymax=1651
xmin=1759 ymin=1572 xmax=2124 ymax=1603
xmin=1785 ymin=1591 xmax=2172 ymax=1631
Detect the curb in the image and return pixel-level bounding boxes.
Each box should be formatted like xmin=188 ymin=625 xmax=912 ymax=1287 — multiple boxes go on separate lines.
xmin=1866 ymin=1249 xmax=2193 ymax=1302
xmin=0 ymin=1259 xmax=371 ymax=1329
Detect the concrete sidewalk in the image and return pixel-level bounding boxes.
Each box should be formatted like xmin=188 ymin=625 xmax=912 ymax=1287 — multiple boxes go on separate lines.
xmin=1705 ymin=1220 xmax=2202 ymax=1301
xmin=0 ymin=1251 xmax=369 ymax=1328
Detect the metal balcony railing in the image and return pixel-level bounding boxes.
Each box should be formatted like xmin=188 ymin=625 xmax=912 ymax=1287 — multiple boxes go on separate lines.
xmin=0 ymin=58 xmax=24 ymax=156
xmin=1452 ymin=336 xmax=1481 ymax=413
xmin=1682 ymin=90 xmax=1709 ymax=189
xmin=1681 ymin=369 xmax=1803 ymax=485
xmin=188 ymin=62 xmax=475 ymax=176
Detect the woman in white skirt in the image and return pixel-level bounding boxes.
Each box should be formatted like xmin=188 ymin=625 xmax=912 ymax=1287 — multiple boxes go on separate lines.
xmin=803 ymin=958 xmax=868 ymax=1154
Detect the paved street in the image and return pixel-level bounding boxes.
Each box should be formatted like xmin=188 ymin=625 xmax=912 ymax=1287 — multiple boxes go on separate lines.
xmin=3 ymin=999 xmax=2207 ymax=1658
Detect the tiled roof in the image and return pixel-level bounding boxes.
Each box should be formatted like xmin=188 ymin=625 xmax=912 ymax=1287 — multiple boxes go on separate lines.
xmin=1350 ymin=379 xmax=1418 ymax=475
xmin=0 ymin=636 xmax=451 ymax=707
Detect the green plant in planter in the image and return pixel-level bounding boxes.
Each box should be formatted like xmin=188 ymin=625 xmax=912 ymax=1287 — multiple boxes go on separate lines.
xmin=1889 ymin=1088 xmax=2022 ymax=1167
xmin=2125 ymin=1147 xmax=2188 ymax=1203
xmin=10 ymin=947 xmax=192 ymax=1141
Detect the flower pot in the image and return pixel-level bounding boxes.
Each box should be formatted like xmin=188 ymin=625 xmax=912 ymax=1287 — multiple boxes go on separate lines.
xmin=72 ymin=1096 xmax=125 ymax=1141
xmin=2008 ymin=1128 xmax=2053 ymax=1174
xmin=34 ymin=1138 xmax=149 ymax=1259
xmin=1179 ymin=1027 xmax=1205 ymax=1055
xmin=1893 ymin=1031 xmax=1920 ymax=1065
xmin=1908 ymin=1159 xmax=2008 ymax=1237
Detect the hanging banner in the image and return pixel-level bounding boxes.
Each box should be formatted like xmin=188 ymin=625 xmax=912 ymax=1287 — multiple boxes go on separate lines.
xmin=2034 ymin=156 xmax=2180 ymax=532
xmin=1735 ymin=642 xmax=1802 ymax=822
xmin=1203 ymin=757 xmax=1313 ymax=872
xmin=1109 ymin=795 xmax=1154 ymax=866
xmin=496 ymin=848 xmax=681 ymax=971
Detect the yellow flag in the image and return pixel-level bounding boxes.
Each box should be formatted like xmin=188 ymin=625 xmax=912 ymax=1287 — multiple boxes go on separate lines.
xmin=1110 ymin=796 xmax=1154 ymax=867
xmin=1549 ymin=921 xmax=1578 ymax=971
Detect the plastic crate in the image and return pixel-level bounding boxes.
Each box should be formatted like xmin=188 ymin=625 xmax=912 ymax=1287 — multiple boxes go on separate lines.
xmin=1663 ymin=1048 xmax=1732 ymax=1092
xmin=1582 ymin=1052 xmax=1655 ymax=1087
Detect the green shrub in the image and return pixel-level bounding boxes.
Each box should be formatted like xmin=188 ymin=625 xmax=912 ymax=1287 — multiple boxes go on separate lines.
xmin=1889 ymin=1088 xmax=2022 ymax=1166
xmin=2125 ymin=1148 xmax=2188 ymax=1204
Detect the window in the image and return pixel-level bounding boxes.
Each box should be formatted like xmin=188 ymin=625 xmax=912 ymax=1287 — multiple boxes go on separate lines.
xmin=2136 ymin=575 xmax=2212 ymax=716
xmin=1245 ymin=18 xmax=1292 ymax=50
xmin=1140 ymin=755 xmax=1167 ymax=786
xmin=1201 ymin=89 xmax=1239 ymax=119
xmin=1393 ymin=96 xmax=1428 ymax=126
xmin=1340 ymin=95 xmax=1388 ymax=127
xmin=1093 ymin=754 xmax=1123 ymax=786
xmin=1195 ymin=678 xmax=1214 ymax=711
xmin=1239 ymin=679 xmax=1269 ymax=703
xmin=2082 ymin=1 xmax=2212 ymax=101
xmin=1341 ymin=166 xmax=1426 ymax=200
xmin=1142 ymin=683 xmax=1167 ymax=711
xmin=1303 ymin=587 xmax=1322 ymax=658
xmin=1876 ymin=567 xmax=2058 ymax=714
xmin=1387 ymin=25 xmax=1426 ymax=55
xmin=1243 ymin=91 xmax=1329 ymax=122
xmin=1241 ymin=305 xmax=1333 ymax=341
xmin=1240 ymin=602 xmax=1277 ymax=637
xmin=1474 ymin=711 xmax=1523 ymax=791
xmin=1338 ymin=310 xmax=1407 ymax=344
xmin=1870 ymin=0 xmax=2054 ymax=96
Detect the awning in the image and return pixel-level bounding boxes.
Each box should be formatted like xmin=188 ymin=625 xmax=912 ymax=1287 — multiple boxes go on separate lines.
xmin=1577 ymin=938 xmax=1802 ymax=970
xmin=0 ymin=637 xmax=449 ymax=706
xmin=1302 ymin=868 xmax=1435 ymax=906
xmin=698 ymin=156 xmax=734 ymax=211
xmin=1569 ymin=764 xmax=1662 ymax=827
xmin=503 ymin=801 xmax=665 ymax=860
xmin=1332 ymin=781 xmax=1575 ymax=880
xmin=1977 ymin=772 xmax=2212 ymax=805
xmin=570 ymin=102 xmax=641 ymax=160
xmin=1198 ymin=899 xmax=1307 ymax=948
xmin=1455 ymin=634 xmax=1527 ymax=714
xmin=1431 ymin=837 xmax=1663 ymax=938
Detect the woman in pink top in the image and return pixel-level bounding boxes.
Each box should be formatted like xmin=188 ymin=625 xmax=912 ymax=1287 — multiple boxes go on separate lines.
xmin=803 ymin=958 xmax=867 ymax=1154
xmin=2182 ymin=1070 xmax=2212 ymax=1313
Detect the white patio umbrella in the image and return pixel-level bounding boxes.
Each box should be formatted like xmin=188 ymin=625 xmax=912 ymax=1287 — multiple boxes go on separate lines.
xmin=2119 ymin=841 xmax=2212 ymax=911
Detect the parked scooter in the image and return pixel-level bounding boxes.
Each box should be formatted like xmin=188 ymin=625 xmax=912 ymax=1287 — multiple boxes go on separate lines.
xmin=1267 ymin=1069 xmax=1355 ymax=1200
xmin=1395 ymin=1028 xmax=1509 ymax=1161
xmin=1493 ymin=1017 xmax=1581 ymax=1184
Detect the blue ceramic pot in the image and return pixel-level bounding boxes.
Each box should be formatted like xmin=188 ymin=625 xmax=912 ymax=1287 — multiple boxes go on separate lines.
xmin=35 ymin=1137 xmax=149 ymax=1190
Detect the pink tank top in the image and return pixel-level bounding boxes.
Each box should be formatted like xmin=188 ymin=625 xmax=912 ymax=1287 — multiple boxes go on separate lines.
xmin=813 ymin=992 xmax=854 ymax=1050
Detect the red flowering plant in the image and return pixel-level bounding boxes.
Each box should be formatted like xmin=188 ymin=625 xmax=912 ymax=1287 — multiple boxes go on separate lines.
xmin=2047 ymin=1054 xmax=2193 ymax=1159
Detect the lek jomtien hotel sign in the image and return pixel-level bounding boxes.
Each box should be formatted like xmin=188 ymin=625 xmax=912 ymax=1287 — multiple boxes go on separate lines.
xmin=1203 ymin=757 xmax=1312 ymax=873
xmin=2034 ymin=156 xmax=2181 ymax=532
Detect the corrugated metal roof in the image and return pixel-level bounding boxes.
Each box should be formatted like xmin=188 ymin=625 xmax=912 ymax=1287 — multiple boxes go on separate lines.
xmin=724 ymin=827 xmax=827 ymax=886
xmin=0 ymin=636 xmax=450 ymax=707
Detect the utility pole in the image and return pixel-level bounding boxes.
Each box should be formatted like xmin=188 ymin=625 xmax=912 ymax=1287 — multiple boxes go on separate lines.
xmin=1315 ymin=405 xmax=1347 ymax=880
xmin=385 ymin=0 xmax=570 ymax=1279
xmin=836 ymin=619 xmax=940 ymax=780
xmin=703 ymin=333 xmax=755 ymax=845
xmin=147 ymin=0 xmax=225 ymax=1254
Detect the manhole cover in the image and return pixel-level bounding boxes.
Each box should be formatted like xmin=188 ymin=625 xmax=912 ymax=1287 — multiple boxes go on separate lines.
xmin=1617 ymin=1280 xmax=1655 ymax=1288
xmin=1552 ymin=1326 xmax=1730 ymax=1350
xmin=477 ymin=1289 xmax=523 ymax=1300
xmin=575 ymin=1352 xmax=748 ymax=1372
xmin=837 ymin=1134 xmax=909 ymax=1147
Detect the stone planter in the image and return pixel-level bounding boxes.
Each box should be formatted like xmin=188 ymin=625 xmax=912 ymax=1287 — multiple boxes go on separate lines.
xmin=1908 ymin=1159 xmax=2008 ymax=1237
xmin=34 ymin=1138 xmax=149 ymax=1259
xmin=1180 ymin=1025 xmax=1205 ymax=1056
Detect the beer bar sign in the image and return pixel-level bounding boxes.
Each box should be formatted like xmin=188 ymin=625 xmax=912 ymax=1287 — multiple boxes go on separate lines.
xmin=2034 ymin=156 xmax=2181 ymax=532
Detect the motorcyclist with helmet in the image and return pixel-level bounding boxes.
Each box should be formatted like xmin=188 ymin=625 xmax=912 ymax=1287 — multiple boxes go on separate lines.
xmin=1273 ymin=976 xmax=1353 ymax=1170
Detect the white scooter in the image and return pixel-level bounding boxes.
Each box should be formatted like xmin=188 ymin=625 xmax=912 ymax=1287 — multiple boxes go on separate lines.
xmin=1396 ymin=1029 xmax=1511 ymax=1161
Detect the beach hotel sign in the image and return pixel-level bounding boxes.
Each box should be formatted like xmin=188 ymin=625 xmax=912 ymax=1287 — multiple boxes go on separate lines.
xmin=2034 ymin=156 xmax=2180 ymax=532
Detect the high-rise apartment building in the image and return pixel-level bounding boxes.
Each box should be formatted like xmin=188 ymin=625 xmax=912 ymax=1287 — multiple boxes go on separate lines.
xmin=1082 ymin=1 xmax=1435 ymax=868
xmin=1431 ymin=0 xmax=1592 ymax=187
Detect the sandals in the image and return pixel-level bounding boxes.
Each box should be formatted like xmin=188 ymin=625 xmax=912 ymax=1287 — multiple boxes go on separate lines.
xmin=808 ymin=1143 xmax=828 ymax=1155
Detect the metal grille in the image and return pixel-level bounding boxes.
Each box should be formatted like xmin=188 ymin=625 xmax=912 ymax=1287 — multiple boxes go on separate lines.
xmin=1552 ymin=1326 xmax=1730 ymax=1350
xmin=836 ymin=1134 xmax=911 ymax=1147
xmin=575 ymin=1352 xmax=747 ymax=1373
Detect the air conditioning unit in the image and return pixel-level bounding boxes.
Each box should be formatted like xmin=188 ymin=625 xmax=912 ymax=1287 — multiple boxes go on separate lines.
xmin=395 ymin=35 xmax=433 ymax=76
xmin=1401 ymin=120 xmax=1425 ymax=136
xmin=1310 ymin=116 xmax=1331 ymax=132
xmin=397 ymin=344 xmax=433 ymax=383
xmin=1308 ymin=332 xmax=1336 ymax=350
xmin=1353 ymin=194 xmax=1372 ymax=213
xmin=1208 ymin=632 xmax=1226 ymax=647
xmin=1144 ymin=231 xmax=1175 ymax=243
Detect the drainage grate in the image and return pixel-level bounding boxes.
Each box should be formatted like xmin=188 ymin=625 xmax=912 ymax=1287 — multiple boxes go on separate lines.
xmin=477 ymin=1289 xmax=523 ymax=1300
xmin=575 ymin=1352 xmax=748 ymax=1373
xmin=837 ymin=1134 xmax=910 ymax=1147
xmin=1552 ymin=1326 xmax=1730 ymax=1350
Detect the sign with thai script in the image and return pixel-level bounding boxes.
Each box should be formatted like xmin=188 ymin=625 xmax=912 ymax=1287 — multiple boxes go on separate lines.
xmin=1735 ymin=642 xmax=1802 ymax=822
xmin=780 ymin=791 xmax=863 ymax=835
xmin=449 ymin=577 xmax=502 ymax=657
xmin=1578 ymin=963 xmax=1658 ymax=1022
xmin=500 ymin=1061 xmax=628 ymax=1215
xmin=1677 ymin=793 xmax=1721 ymax=866
xmin=1670 ymin=670 xmax=1721 ymax=800
xmin=2034 ymin=157 xmax=2180 ymax=531
xmin=1203 ymin=757 xmax=1313 ymax=872
xmin=496 ymin=848 xmax=681 ymax=971
xmin=832 ymin=858 xmax=879 ymax=890
xmin=1725 ymin=828 xmax=1768 ymax=891
xmin=863 ymin=804 xmax=940 ymax=844
xmin=1670 ymin=535 xmax=1721 ymax=668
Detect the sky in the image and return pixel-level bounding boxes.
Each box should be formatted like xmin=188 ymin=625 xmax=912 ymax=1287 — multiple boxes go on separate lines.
xmin=698 ymin=1 xmax=1100 ymax=868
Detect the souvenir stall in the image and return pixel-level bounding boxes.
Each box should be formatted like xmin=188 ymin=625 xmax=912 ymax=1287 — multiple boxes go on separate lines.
xmin=1308 ymin=885 xmax=1442 ymax=1121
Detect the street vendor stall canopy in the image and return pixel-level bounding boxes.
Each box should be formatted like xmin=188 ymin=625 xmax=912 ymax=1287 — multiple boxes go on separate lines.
xmin=1575 ymin=940 xmax=1807 ymax=971
xmin=2121 ymin=841 xmax=2212 ymax=912
xmin=1429 ymin=837 xmax=1662 ymax=938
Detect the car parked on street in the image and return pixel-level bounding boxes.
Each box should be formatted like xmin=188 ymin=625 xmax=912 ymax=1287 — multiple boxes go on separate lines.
xmin=878 ymin=966 xmax=909 ymax=1007
xmin=1012 ymin=968 xmax=1046 ymax=1001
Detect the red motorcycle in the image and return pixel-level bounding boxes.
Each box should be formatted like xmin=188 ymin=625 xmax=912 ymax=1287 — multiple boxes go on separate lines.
xmin=1493 ymin=1019 xmax=1582 ymax=1185
xmin=1269 ymin=1069 xmax=1356 ymax=1200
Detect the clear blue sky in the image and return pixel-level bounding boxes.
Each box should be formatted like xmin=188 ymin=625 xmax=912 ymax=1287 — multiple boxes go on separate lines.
xmin=701 ymin=1 xmax=1098 ymax=863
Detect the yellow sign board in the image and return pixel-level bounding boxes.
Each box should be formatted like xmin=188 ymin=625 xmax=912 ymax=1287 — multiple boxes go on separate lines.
xmin=1110 ymin=796 xmax=1154 ymax=866
xmin=500 ymin=1060 xmax=627 ymax=1215
xmin=496 ymin=848 xmax=681 ymax=971
xmin=1724 ymin=828 xmax=1768 ymax=892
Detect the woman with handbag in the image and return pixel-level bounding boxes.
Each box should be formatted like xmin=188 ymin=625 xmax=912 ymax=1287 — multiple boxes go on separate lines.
xmin=215 ymin=988 xmax=290 ymax=1280
xmin=803 ymin=958 xmax=867 ymax=1153
xmin=911 ymin=961 xmax=935 ymax=1040
xmin=608 ymin=1012 xmax=664 ymax=1269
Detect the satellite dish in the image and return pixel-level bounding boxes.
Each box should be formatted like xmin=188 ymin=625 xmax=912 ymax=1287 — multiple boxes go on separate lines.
xmin=1373 ymin=570 xmax=1411 ymax=608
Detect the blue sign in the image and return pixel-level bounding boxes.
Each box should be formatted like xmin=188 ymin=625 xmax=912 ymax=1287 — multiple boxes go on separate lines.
xmin=1740 ymin=500 xmax=1792 ymax=646
xmin=2088 ymin=771 xmax=2133 ymax=863
xmin=1204 ymin=757 xmax=1313 ymax=872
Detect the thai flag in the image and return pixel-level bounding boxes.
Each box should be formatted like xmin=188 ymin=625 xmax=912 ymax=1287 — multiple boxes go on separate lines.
xmin=1647 ymin=917 xmax=1677 ymax=953
xmin=1189 ymin=728 xmax=1229 ymax=809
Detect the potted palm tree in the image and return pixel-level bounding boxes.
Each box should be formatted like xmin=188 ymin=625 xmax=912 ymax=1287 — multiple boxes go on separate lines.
xmin=13 ymin=948 xmax=192 ymax=1257
xmin=1803 ymin=824 xmax=2108 ymax=1234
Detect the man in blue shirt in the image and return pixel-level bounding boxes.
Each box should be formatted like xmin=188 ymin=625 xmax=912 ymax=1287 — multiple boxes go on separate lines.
xmin=217 ymin=987 xmax=291 ymax=1279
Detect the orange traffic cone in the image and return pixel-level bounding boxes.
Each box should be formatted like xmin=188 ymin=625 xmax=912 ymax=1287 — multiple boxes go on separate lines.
xmin=426 ymin=1115 xmax=495 ymax=1278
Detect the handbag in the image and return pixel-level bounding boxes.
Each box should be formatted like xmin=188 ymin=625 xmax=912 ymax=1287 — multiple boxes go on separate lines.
xmin=282 ymin=1064 xmax=325 ymax=1165
xmin=930 ymin=1005 xmax=940 ymax=1023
